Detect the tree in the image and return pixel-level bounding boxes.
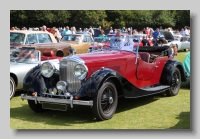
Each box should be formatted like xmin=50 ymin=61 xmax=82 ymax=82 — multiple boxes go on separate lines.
xmin=68 ymin=10 xmax=107 ymax=29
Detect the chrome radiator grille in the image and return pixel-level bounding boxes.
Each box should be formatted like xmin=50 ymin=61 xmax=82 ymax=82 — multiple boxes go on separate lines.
xmin=59 ymin=60 xmax=82 ymax=93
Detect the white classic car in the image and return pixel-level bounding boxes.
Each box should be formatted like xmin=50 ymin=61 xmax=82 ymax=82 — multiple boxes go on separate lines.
xmin=171 ymin=36 xmax=190 ymax=51
xmin=158 ymin=31 xmax=190 ymax=51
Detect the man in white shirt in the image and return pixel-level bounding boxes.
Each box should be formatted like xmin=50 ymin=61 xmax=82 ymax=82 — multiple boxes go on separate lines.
xmin=184 ymin=27 xmax=189 ymax=36
xmin=89 ymin=26 xmax=94 ymax=36
xmin=109 ymin=27 xmax=113 ymax=34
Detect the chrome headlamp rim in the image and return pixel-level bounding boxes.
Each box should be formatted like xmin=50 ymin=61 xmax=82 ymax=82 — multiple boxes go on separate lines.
xmin=56 ymin=80 xmax=67 ymax=91
xmin=73 ymin=63 xmax=88 ymax=80
xmin=40 ymin=62 xmax=56 ymax=78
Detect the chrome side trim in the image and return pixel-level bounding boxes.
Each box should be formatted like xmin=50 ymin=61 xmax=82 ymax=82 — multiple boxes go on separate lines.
xmin=21 ymin=94 xmax=93 ymax=107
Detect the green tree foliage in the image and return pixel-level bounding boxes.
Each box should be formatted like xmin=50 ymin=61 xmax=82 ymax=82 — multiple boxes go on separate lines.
xmin=68 ymin=10 xmax=107 ymax=28
xmin=174 ymin=10 xmax=190 ymax=29
xmin=10 ymin=10 xmax=190 ymax=30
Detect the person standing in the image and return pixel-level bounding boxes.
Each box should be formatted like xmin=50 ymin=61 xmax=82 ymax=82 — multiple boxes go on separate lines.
xmin=110 ymin=29 xmax=123 ymax=49
xmin=71 ymin=26 xmax=77 ymax=34
xmin=41 ymin=25 xmax=48 ymax=32
xmin=98 ymin=30 xmax=107 ymax=42
xmin=89 ymin=26 xmax=94 ymax=37
xmin=62 ymin=26 xmax=72 ymax=36
xmin=152 ymin=28 xmax=159 ymax=45
xmin=109 ymin=27 xmax=113 ymax=34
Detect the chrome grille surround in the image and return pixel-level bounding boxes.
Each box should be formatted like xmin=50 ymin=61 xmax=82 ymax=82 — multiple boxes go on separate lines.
xmin=59 ymin=55 xmax=86 ymax=94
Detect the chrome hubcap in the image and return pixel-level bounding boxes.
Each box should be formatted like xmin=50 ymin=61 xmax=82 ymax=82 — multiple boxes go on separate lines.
xmin=109 ymin=97 xmax=113 ymax=104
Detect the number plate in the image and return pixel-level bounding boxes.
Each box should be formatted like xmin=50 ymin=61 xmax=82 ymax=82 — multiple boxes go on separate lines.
xmin=42 ymin=102 xmax=67 ymax=111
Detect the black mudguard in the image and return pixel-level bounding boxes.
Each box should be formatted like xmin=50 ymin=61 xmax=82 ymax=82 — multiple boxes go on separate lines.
xmin=160 ymin=59 xmax=187 ymax=85
xmin=23 ymin=64 xmax=59 ymax=96
xmin=75 ymin=68 xmax=124 ymax=98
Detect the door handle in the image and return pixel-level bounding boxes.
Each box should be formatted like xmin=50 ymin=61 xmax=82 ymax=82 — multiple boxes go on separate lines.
xmin=154 ymin=65 xmax=158 ymax=70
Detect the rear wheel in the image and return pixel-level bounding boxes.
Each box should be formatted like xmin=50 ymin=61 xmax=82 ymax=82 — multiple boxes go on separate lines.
xmin=166 ymin=67 xmax=181 ymax=96
xmin=10 ymin=77 xmax=16 ymax=100
xmin=92 ymin=80 xmax=118 ymax=120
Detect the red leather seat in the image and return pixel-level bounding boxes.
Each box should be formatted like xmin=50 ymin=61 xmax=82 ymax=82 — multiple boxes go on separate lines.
xmin=138 ymin=52 xmax=150 ymax=63
xmin=41 ymin=50 xmax=62 ymax=61
xmin=43 ymin=51 xmax=54 ymax=57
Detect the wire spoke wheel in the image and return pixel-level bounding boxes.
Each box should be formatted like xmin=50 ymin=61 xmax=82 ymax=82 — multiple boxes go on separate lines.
xmin=166 ymin=67 xmax=181 ymax=96
xmin=101 ymin=87 xmax=114 ymax=114
xmin=92 ymin=80 xmax=118 ymax=120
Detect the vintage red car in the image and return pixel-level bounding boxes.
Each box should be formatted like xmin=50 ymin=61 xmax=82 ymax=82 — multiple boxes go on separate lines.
xmin=21 ymin=36 xmax=187 ymax=121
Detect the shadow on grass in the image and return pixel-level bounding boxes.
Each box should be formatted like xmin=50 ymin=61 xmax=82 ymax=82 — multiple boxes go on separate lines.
xmin=181 ymin=80 xmax=190 ymax=89
xmin=11 ymin=91 xmax=164 ymax=127
xmin=169 ymin=111 xmax=190 ymax=129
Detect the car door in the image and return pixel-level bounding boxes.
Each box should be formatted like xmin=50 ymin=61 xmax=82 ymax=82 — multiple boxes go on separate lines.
xmin=136 ymin=58 xmax=157 ymax=81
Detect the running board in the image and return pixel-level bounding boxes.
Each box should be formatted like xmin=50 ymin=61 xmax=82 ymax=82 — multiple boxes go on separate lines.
xmin=141 ymin=85 xmax=170 ymax=91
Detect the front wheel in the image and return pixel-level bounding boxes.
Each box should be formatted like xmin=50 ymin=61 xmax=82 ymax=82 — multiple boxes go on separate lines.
xmin=28 ymin=100 xmax=46 ymax=113
xmin=92 ymin=80 xmax=118 ymax=120
xmin=10 ymin=77 xmax=16 ymax=100
xmin=166 ymin=67 xmax=181 ymax=96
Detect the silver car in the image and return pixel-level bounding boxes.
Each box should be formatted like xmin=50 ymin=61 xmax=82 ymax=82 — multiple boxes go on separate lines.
xmin=171 ymin=36 xmax=190 ymax=51
xmin=10 ymin=47 xmax=60 ymax=99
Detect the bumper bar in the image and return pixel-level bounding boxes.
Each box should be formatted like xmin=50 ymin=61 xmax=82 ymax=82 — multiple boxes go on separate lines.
xmin=21 ymin=94 xmax=93 ymax=108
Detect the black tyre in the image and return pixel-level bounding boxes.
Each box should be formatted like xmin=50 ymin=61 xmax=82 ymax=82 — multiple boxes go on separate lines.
xmin=28 ymin=100 xmax=46 ymax=113
xmin=56 ymin=51 xmax=64 ymax=57
xmin=166 ymin=67 xmax=181 ymax=96
xmin=10 ymin=77 xmax=16 ymax=100
xmin=92 ymin=80 xmax=118 ymax=120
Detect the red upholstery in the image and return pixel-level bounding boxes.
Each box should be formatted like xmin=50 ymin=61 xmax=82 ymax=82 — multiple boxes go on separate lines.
xmin=41 ymin=50 xmax=62 ymax=61
xmin=43 ymin=51 xmax=54 ymax=57
xmin=138 ymin=52 xmax=150 ymax=63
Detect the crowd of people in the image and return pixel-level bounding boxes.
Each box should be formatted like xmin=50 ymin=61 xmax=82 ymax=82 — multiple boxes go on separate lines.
xmin=10 ymin=24 xmax=190 ymax=40
xmin=10 ymin=24 xmax=190 ymax=57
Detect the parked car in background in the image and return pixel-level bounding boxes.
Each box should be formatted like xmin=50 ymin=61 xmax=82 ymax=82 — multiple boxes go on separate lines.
xmin=157 ymin=31 xmax=190 ymax=51
xmin=171 ymin=36 xmax=190 ymax=51
xmin=173 ymin=34 xmax=183 ymax=41
xmin=21 ymin=36 xmax=187 ymax=121
xmin=10 ymin=47 xmax=62 ymax=99
xmin=10 ymin=30 xmax=72 ymax=56
xmin=60 ymin=34 xmax=92 ymax=54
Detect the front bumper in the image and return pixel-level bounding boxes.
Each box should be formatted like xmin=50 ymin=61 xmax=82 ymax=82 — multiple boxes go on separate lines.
xmin=21 ymin=94 xmax=93 ymax=108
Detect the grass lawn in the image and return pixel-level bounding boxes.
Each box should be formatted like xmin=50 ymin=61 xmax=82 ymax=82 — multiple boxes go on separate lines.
xmin=10 ymin=51 xmax=190 ymax=129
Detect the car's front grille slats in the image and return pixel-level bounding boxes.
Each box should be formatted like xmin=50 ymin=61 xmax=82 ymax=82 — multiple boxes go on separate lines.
xmin=60 ymin=60 xmax=81 ymax=94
